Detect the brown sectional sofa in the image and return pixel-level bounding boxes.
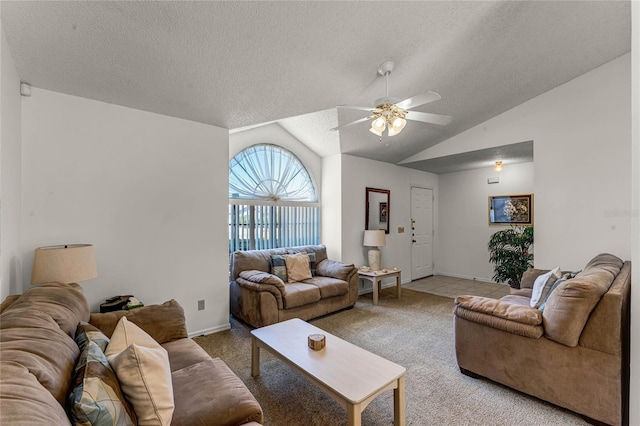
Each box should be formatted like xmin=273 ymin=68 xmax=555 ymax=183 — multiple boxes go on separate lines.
xmin=0 ymin=282 xmax=263 ymax=425
xmin=454 ymin=253 xmax=631 ymax=426
xmin=230 ymin=244 xmax=358 ymax=328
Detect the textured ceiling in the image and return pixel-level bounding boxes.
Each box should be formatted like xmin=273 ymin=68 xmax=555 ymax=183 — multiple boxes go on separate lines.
xmin=1 ymin=1 xmax=631 ymax=171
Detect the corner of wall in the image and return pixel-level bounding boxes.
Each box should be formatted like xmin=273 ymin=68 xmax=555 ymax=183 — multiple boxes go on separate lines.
xmin=0 ymin=21 xmax=24 ymax=299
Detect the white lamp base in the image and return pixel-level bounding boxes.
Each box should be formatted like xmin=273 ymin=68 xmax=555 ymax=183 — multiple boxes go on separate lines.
xmin=368 ymin=247 xmax=381 ymax=271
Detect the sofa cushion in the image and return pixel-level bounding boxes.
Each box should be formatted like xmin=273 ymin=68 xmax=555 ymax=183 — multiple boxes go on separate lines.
xmin=270 ymin=254 xmax=289 ymax=282
xmin=0 ymin=309 xmax=80 ymax=404
xmin=105 ymin=317 xmax=175 ymax=425
xmin=542 ymin=254 xmax=623 ymax=347
xmin=282 ymin=283 xmax=321 ymax=309
xmin=231 ymin=248 xmax=286 ymax=280
xmin=530 ymin=267 xmax=561 ymax=308
xmin=285 ymin=252 xmax=313 ymax=282
xmin=90 ymin=300 xmax=188 ymax=344
xmin=316 ymin=259 xmax=356 ymax=281
xmin=454 ymin=296 xmax=543 ymax=338
xmin=170 ymin=357 xmax=264 ymax=426
xmin=303 ymin=276 xmax=349 ymax=298
xmin=0 ymin=361 xmax=73 ymax=426
xmin=520 ymin=268 xmax=550 ymax=290
xmin=286 ymin=244 xmax=329 ymax=264
xmin=2 ymin=282 xmax=90 ymax=336
xmin=456 ymin=295 xmax=543 ymax=325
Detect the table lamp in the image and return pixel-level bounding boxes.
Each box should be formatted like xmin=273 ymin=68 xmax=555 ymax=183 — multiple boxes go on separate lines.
xmin=363 ymin=230 xmax=386 ymax=272
xmin=31 ymin=244 xmax=98 ymax=285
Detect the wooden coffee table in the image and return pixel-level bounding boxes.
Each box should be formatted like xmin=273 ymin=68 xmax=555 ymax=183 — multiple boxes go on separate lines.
xmin=251 ymin=318 xmax=406 ymax=426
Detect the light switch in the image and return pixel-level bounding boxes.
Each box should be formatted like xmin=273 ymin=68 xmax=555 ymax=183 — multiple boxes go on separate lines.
xmin=398 ymin=227 xmax=404 ymax=233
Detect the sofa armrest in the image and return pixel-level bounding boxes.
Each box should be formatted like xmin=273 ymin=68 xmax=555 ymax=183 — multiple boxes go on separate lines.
xmin=234 ymin=271 xmax=285 ymax=310
xmin=90 ymin=299 xmax=188 ymax=344
xmin=454 ymin=295 xmax=543 ymax=338
xmin=315 ymin=259 xmax=357 ymax=282
xmin=238 ymin=270 xmax=285 ymax=292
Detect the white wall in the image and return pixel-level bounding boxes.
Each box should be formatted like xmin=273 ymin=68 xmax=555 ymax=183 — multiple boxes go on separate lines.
xmin=321 ymin=153 xmax=342 ymax=261
xmin=437 ymin=162 xmax=534 ymax=281
xmin=21 ymin=88 xmax=229 ymax=335
xmin=629 ymin=3 xmax=639 ymax=425
xmin=340 ymin=154 xmax=438 ymax=292
xmin=0 ymin=21 xmax=23 ymax=299
xmin=413 ymin=54 xmax=631 ymax=272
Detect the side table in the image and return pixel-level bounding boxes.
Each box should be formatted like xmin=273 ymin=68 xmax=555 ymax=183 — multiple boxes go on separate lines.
xmin=358 ymin=269 xmax=402 ymax=305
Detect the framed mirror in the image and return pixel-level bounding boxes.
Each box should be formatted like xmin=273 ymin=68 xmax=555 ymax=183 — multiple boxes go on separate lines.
xmin=365 ymin=187 xmax=390 ymax=234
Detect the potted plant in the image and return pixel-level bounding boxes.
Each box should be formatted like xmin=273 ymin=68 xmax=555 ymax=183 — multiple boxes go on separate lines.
xmin=488 ymin=225 xmax=534 ymax=288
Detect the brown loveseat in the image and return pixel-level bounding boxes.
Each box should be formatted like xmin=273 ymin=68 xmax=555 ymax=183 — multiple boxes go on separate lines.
xmin=230 ymin=244 xmax=358 ymax=328
xmin=0 ymin=282 xmax=263 ymax=425
xmin=453 ymin=253 xmax=631 ymax=426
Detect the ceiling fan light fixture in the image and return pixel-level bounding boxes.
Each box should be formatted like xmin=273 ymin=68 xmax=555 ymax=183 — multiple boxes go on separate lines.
xmin=369 ymin=123 xmax=384 ymax=137
xmin=372 ymin=117 xmax=386 ymax=131
xmin=391 ymin=117 xmax=406 ymax=131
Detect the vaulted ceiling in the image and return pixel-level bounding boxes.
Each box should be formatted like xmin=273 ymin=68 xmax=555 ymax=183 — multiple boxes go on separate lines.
xmin=1 ymin=1 xmax=631 ymax=171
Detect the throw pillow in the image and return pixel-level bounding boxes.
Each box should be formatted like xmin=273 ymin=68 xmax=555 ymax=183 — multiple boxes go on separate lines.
xmin=287 ymin=250 xmax=317 ymax=276
xmin=537 ymin=273 xmax=573 ymax=312
xmin=307 ymin=252 xmax=316 ymax=276
xmin=67 ymin=340 xmax=136 ymax=426
xmin=285 ymin=252 xmax=313 ymax=283
xmin=105 ymin=317 xmax=174 ymax=426
xmin=76 ymin=321 xmax=111 ymax=352
xmin=270 ymin=254 xmax=288 ymax=282
xmin=530 ymin=266 xmax=562 ymax=309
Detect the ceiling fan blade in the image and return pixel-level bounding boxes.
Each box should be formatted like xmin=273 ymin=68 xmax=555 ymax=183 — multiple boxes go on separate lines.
xmin=329 ymin=116 xmax=371 ymax=132
xmin=406 ymin=110 xmax=452 ymax=126
xmin=395 ymin=91 xmax=441 ymax=110
xmin=337 ymin=105 xmax=375 ymax=112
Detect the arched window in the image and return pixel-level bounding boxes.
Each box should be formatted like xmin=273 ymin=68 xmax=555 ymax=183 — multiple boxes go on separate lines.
xmin=229 ymin=144 xmax=316 ymax=202
xmin=229 ymin=144 xmax=319 ymax=251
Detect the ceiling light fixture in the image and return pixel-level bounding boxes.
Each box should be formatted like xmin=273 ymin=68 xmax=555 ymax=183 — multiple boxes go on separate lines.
xmin=494 ymin=161 xmax=503 ymax=172
xmin=367 ymin=74 xmax=410 ymax=137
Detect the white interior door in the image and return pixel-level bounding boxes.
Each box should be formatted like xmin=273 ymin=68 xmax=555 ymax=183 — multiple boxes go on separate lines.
xmin=411 ymin=187 xmax=433 ymax=280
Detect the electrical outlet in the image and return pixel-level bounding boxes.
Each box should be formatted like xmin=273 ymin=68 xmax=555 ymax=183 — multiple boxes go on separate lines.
xmin=198 ymin=299 xmax=205 ymax=311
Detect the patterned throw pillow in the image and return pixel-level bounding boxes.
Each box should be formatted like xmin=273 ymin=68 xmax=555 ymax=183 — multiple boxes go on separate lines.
xmin=307 ymin=252 xmax=316 ymax=276
xmin=76 ymin=322 xmax=110 ymax=352
xmin=270 ymin=255 xmax=288 ymax=282
xmin=67 ymin=323 xmax=136 ymax=425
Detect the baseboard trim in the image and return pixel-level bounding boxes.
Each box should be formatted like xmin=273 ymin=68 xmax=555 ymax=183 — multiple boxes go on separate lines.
xmin=435 ymin=272 xmax=496 ymax=283
xmin=188 ymin=322 xmax=230 ymax=338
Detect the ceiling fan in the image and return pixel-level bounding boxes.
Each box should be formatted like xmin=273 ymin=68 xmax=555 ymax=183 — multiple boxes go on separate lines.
xmin=331 ymin=61 xmax=452 ymax=137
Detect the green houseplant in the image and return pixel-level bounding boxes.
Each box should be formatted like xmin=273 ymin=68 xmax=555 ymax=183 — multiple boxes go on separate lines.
xmin=488 ymin=225 xmax=534 ymax=288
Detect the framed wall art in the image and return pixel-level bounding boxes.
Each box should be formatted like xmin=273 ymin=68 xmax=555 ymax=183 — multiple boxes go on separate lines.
xmin=488 ymin=194 xmax=533 ymax=225
xmin=379 ymin=202 xmax=388 ymax=223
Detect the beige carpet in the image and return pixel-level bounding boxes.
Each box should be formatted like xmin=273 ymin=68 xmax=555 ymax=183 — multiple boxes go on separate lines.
xmin=194 ymin=289 xmax=587 ymax=425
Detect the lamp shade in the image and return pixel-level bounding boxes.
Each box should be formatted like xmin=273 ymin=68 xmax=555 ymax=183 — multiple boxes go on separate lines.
xmin=31 ymin=244 xmax=97 ymax=285
xmin=363 ymin=230 xmax=386 ymax=247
